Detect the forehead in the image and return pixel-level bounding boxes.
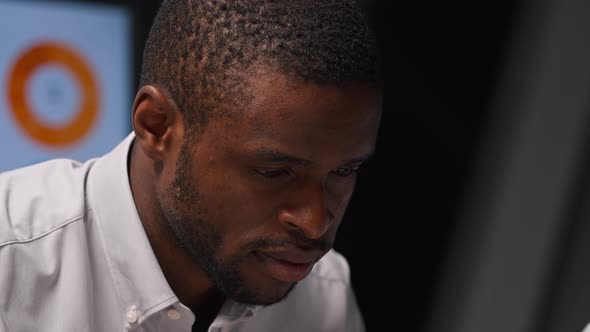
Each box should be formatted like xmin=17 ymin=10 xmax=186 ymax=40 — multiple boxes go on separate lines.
xmin=200 ymin=69 xmax=382 ymax=162
xmin=243 ymin=69 xmax=380 ymax=128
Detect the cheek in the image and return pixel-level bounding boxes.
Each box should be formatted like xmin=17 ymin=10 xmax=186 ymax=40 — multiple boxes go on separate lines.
xmin=326 ymin=177 xmax=357 ymax=217
xmin=198 ymin=174 xmax=276 ymax=245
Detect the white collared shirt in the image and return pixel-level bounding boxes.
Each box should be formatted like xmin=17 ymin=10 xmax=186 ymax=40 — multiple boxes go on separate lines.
xmin=0 ymin=133 xmax=365 ymax=332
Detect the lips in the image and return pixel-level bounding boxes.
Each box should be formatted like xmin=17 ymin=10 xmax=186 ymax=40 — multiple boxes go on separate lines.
xmin=255 ymin=249 xmax=324 ymax=283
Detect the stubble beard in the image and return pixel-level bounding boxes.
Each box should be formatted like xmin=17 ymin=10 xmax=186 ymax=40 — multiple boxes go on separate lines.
xmin=159 ymin=142 xmax=295 ymax=305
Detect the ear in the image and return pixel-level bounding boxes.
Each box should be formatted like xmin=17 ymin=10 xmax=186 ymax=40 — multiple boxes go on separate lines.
xmin=131 ymin=85 xmax=183 ymax=162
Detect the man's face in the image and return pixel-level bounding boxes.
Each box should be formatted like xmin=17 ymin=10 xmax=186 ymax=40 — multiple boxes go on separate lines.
xmin=158 ymin=70 xmax=382 ymax=305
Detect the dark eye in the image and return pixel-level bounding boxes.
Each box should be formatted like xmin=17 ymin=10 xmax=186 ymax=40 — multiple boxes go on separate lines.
xmin=332 ymin=167 xmax=358 ymax=177
xmin=255 ymin=169 xmax=290 ymax=178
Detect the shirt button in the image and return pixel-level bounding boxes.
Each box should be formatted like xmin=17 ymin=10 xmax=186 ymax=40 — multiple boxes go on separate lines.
xmin=167 ymin=308 xmax=181 ymax=320
xmin=126 ymin=305 xmax=138 ymax=324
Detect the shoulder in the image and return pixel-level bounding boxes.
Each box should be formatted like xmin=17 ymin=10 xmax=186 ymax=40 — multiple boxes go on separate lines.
xmin=0 ymin=158 xmax=94 ymax=246
xmin=307 ymin=249 xmax=352 ymax=285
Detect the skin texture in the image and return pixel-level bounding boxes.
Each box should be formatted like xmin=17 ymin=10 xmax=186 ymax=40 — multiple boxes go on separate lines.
xmin=129 ymin=68 xmax=382 ymax=325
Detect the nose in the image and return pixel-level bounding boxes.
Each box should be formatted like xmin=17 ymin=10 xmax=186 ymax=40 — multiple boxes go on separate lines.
xmin=278 ymin=182 xmax=333 ymax=240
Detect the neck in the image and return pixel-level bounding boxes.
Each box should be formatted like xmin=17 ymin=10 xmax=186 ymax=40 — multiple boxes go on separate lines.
xmin=128 ymin=140 xmax=224 ymax=313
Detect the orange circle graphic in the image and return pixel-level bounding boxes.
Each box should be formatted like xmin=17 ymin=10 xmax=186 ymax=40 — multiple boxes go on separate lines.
xmin=7 ymin=41 xmax=99 ymax=147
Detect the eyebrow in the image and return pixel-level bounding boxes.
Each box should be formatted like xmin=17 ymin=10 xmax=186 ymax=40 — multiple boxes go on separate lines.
xmin=344 ymin=148 xmax=375 ymax=165
xmin=255 ymin=149 xmax=312 ymax=166
xmin=254 ymin=148 xmax=374 ymax=166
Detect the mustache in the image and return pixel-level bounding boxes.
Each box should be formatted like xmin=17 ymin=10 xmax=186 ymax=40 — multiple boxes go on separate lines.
xmin=248 ymin=237 xmax=331 ymax=252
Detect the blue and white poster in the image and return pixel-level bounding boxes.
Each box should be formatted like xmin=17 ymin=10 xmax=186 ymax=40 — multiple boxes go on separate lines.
xmin=0 ymin=1 xmax=131 ymax=172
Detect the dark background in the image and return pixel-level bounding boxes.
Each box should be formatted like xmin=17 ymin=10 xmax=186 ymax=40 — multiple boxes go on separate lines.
xmin=39 ymin=0 xmax=524 ymax=330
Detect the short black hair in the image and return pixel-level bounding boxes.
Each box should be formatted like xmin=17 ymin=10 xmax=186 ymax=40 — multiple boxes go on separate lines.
xmin=140 ymin=0 xmax=379 ymax=130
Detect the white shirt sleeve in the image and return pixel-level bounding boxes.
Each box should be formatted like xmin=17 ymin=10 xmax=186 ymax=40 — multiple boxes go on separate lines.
xmin=0 ymin=311 xmax=9 ymax=332
xmin=345 ymin=284 xmax=365 ymax=332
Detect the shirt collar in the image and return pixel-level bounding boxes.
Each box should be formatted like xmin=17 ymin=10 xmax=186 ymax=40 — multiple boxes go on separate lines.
xmin=88 ymin=132 xmax=260 ymax=327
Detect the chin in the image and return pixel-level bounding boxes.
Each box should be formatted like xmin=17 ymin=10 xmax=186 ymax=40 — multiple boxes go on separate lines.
xmin=228 ymin=280 xmax=297 ymax=306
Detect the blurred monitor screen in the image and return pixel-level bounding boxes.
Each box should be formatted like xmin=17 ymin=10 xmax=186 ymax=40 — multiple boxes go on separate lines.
xmin=0 ymin=1 xmax=131 ymax=172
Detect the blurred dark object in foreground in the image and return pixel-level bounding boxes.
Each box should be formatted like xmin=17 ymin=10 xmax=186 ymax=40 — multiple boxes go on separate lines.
xmin=336 ymin=0 xmax=522 ymax=331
